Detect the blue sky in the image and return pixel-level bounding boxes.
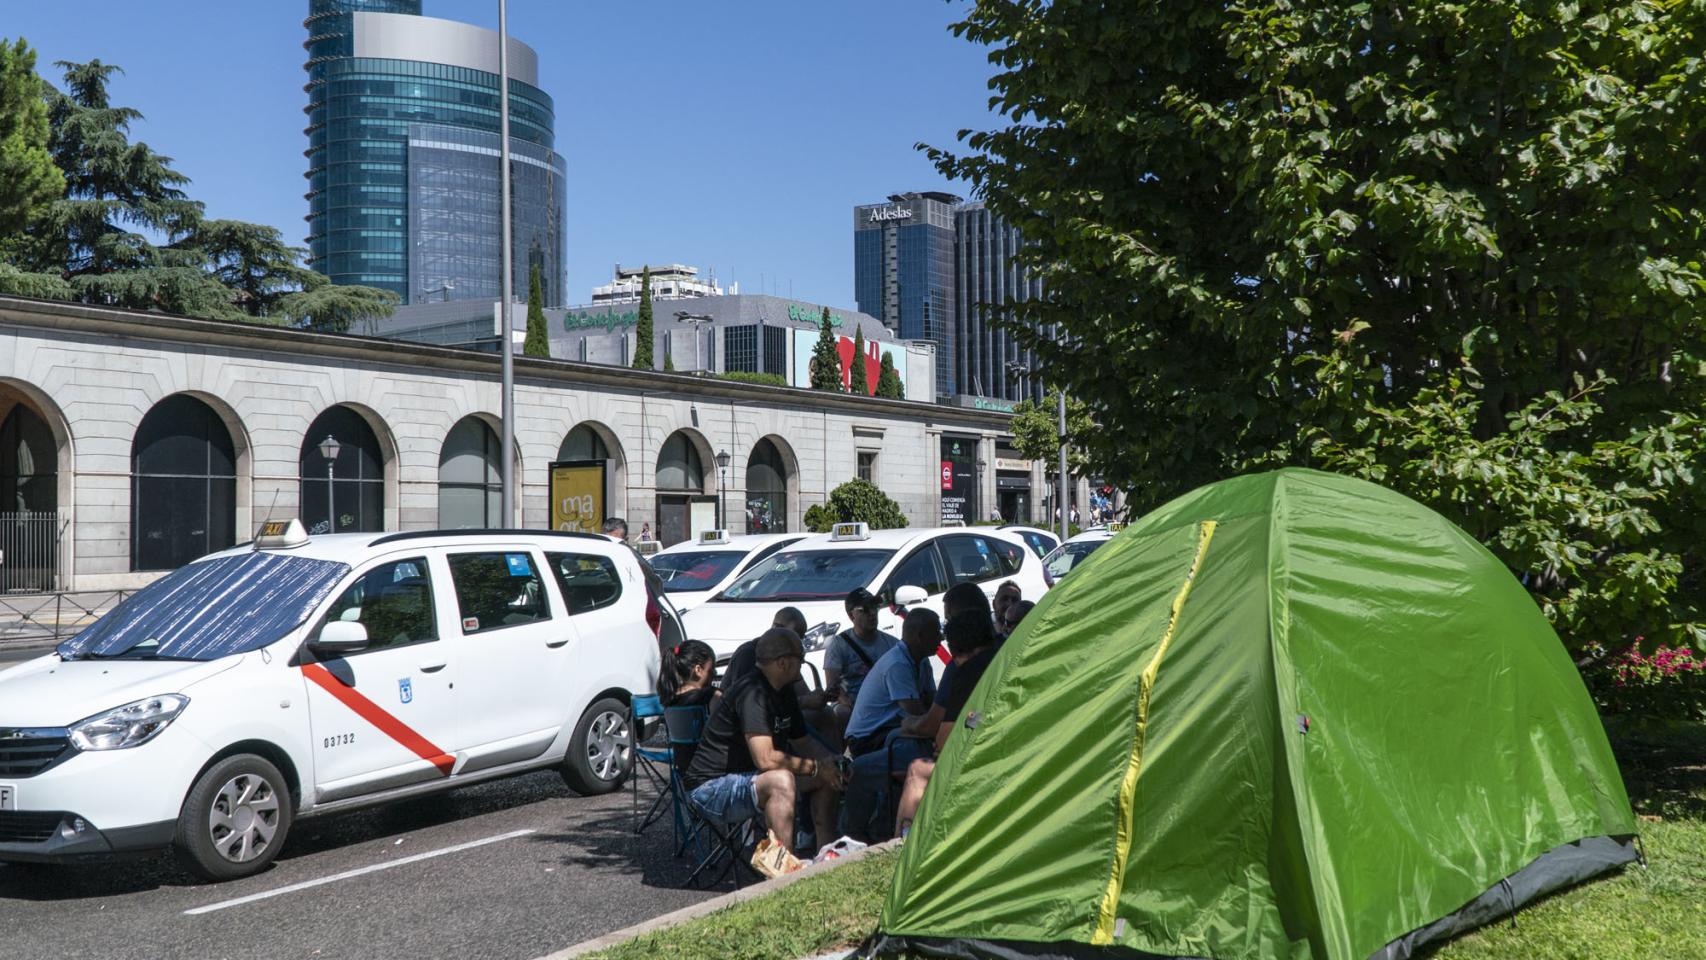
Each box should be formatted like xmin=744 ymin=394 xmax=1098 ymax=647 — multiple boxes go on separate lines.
xmin=5 ymin=1 xmax=995 ymax=309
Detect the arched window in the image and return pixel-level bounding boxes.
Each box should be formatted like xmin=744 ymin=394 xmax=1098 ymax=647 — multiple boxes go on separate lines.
xmin=439 ymin=417 xmax=502 ymax=528
xmin=655 ymin=432 xmax=704 ymax=493
xmin=558 ymin=424 xmax=610 ymax=463
xmin=655 ymin=430 xmax=707 ymax=546
xmin=132 ymin=395 xmax=237 ymax=571
xmin=746 ymin=439 xmax=788 ymax=534
xmin=0 ymin=402 xmax=55 ymax=514
xmin=300 ymin=406 xmax=385 ymax=534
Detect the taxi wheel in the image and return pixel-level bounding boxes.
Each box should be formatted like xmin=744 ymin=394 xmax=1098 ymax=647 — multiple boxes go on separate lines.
xmin=174 ymin=754 xmax=294 ymax=882
xmin=561 ymin=696 xmax=632 ymax=796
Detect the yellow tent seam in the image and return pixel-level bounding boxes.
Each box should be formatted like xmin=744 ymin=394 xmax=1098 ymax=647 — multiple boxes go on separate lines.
xmin=1091 ymin=519 xmax=1217 ymax=945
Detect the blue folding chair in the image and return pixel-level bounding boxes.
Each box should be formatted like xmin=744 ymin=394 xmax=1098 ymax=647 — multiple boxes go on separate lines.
xmin=631 ymin=694 xmax=674 ymax=837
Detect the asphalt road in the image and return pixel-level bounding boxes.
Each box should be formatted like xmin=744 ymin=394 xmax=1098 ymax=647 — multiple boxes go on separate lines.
xmin=0 ymin=771 xmax=724 ymax=960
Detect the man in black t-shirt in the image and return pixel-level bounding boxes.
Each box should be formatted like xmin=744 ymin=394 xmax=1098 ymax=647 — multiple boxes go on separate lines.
xmin=685 ymin=629 xmax=844 ymax=856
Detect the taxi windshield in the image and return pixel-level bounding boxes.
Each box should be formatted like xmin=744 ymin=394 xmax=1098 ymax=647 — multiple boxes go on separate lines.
xmin=716 ymin=549 xmax=893 ymax=602
xmin=1044 ymin=539 xmax=1107 ymax=580
xmin=650 ymin=550 xmax=746 ymax=593
xmin=57 ymin=552 xmax=351 ymax=662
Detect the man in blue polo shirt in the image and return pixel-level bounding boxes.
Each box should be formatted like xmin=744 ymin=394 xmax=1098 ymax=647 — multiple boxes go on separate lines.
xmin=840 ymin=608 xmax=940 ymax=840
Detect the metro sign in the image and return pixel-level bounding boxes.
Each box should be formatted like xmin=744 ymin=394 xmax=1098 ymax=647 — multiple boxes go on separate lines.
xmin=941 ymin=461 xmax=954 ymax=490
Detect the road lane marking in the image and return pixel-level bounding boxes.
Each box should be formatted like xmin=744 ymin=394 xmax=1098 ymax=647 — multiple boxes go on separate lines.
xmin=182 ymin=828 xmax=537 ymax=915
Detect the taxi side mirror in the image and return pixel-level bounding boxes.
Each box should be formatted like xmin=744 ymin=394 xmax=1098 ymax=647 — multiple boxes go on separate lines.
xmin=893 ymin=585 xmax=928 ymax=608
xmin=310 ymin=620 xmax=370 ymax=656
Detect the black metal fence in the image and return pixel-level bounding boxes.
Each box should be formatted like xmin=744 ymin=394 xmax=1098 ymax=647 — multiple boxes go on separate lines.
xmin=0 ymin=511 xmax=63 ymax=594
xmin=0 ymin=590 xmax=131 ymax=646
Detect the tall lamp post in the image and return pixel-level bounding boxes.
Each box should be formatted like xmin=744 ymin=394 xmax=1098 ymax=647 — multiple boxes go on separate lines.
xmin=715 ymin=449 xmax=731 ymax=530
xmin=318 ymin=434 xmax=341 ymax=533
xmin=497 ymin=0 xmax=516 ymax=528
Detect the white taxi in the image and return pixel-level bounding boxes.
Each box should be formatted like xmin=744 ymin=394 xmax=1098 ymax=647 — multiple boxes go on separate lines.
xmin=1041 ymin=523 xmax=1125 ymax=587
xmin=0 ymin=521 xmax=670 ymax=881
xmin=647 ymin=530 xmax=808 ymax=614
xmin=680 ymin=523 xmax=1048 ymax=681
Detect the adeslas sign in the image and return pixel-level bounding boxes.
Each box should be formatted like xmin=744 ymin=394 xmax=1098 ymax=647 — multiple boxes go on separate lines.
xmin=867 ymin=205 xmax=913 ymax=223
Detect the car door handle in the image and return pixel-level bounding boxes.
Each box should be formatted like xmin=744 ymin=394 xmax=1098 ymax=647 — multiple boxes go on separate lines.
xmin=545 ymin=638 xmax=570 ymax=648
xmin=419 ymin=660 xmax=447 ymax=673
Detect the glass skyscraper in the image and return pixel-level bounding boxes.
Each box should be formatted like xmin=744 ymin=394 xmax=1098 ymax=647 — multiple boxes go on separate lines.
xmin=854 ymin=192 xmax=960 ymax=397
xmin=954 ymin=201 xmax=1045 ymax=403
xmin=303 ymin=1 xmax=566 ymax=306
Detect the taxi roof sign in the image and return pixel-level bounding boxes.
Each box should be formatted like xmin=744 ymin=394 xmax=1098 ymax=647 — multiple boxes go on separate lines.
xmin=830 ymin=522 xmax=870 ymax=542
xmin=698 ymin=529 xmax=731 ymax=545
xmin=255 ymin=518 xmax=310 ymax=550
xmin=635 ymin=540 xmax=661 ymax=556
xmin=1105 ymin=521 xmax=1127 ymax=533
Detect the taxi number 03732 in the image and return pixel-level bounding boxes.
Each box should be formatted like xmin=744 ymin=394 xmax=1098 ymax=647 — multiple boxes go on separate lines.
xmin=322 ymin=733 xmax=355 ymax=749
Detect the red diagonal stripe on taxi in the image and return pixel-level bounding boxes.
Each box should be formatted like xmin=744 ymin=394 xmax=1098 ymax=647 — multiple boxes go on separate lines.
xmin=300 ymin=663 xmax=456 ymax=776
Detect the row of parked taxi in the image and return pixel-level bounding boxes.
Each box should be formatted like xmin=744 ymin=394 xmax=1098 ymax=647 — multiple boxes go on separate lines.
xmin=0 ymin=516 xmax=1118 ymax=881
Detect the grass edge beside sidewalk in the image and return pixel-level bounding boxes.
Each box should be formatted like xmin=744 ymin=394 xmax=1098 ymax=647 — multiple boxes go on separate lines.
xmin=581 ymin=846 xmax=900 ymax=960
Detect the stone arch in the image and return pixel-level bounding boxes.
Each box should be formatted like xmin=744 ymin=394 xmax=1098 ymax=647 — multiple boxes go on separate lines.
xmin=439 ymin=413 xmax=523 ymax=528
xmin=0 ymin=378 xmax=74 ymax=590
xmin=745 ymin=435 xmax=799 ymax=534
xmin=299 ymin=403 xmax=396 ymax=534
xmin=654 ymin=427 xmax=714 ymax=545
xmin=130 ymin=391 xmax=251 ymax=571
xmin=558 ymin=420 xmax=627 ymax=520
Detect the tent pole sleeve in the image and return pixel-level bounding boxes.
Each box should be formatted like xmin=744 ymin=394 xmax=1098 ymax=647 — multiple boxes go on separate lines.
xmin=1092 ymin=519 xmax=1217 ymax=945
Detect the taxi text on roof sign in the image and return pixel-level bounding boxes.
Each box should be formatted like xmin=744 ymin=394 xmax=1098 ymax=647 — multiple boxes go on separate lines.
xmin=699 ymin=529 xmax=731 ymax=545
xmin=830 ymin=522 xmax=871 ymax=541
xmin=635 ymin=540 xmax=661 ymax=556
xmin=255 ymin=518 xmax=310 ymax=550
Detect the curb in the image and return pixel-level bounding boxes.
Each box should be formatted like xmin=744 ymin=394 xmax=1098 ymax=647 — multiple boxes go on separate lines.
xmin=536 ymin=838 xmax=900 ymax=960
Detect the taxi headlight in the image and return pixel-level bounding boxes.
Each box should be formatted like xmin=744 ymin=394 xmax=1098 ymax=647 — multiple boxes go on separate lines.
xmin=69 ymin=694 xmax=189 ymax=751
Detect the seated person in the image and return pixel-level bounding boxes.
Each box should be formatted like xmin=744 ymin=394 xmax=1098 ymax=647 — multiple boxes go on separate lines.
xmin=896 ymin=586 xmax=1000 ymax=744
xmin=999 ymin=600 xmax=1035 ymax=640
xmin=722 ymin=606 xmax=827 ymax=712
xmin=823 ymin=588 xmax=898 ymax=734
xmin=992 ymin=580 xmax=1022 ymax=638
xmin=840 ymin=609 xmax=941 ymax=841
xmin=683 ymin=629 xmax=844 ymax=860
xmin=895 ymin=608 xmax=1004 ymax=838
xmin=660 ymin=639 xmax=716 ymax=768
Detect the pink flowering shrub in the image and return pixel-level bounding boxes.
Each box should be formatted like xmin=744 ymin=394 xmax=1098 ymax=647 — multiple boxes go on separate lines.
xmin=1588 ymin=643 xmax=1706 ymax=721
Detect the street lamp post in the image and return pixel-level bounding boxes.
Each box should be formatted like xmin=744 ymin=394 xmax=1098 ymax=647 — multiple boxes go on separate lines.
xmin=715 ymin=449 xmax=731 ymax=530
xmin=318 ymin=434 xmax=341 ymax=533
xmin=497 ymin=0 xmax=516 ymax=528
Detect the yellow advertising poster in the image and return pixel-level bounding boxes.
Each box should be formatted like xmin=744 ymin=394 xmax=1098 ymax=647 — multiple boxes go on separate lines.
xmin=549 ymin=461 xmax=606 ymax=533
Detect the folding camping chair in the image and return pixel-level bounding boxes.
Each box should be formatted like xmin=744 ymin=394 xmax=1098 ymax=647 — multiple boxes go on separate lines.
xmin=630 ymin=694 xmax=674 ymax=837
xmin=667 ymin=704 xmax=763 ymax=889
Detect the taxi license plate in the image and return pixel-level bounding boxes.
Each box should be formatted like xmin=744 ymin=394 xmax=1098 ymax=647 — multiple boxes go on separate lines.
xmin=0 ymin=784 xmax=14 ymax=811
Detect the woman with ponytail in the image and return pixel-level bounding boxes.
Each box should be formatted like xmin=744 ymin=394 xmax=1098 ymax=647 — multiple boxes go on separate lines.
xmin=662 ymin=639 xmax=716 ymax=709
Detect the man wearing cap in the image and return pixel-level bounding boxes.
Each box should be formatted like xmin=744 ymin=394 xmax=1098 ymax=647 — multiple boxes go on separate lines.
xmin=685 ymin=628 xmax=844 ymax=860
xmin=823 ymin=588 xmax=899 ymax=736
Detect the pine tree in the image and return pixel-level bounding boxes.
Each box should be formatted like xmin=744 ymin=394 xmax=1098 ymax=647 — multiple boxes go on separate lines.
xmin=632 ymin=266 xmax=654 ymax=368
xmin=523 ymin=261 xmax=550 ymax=357
xmin=849 ymin=325 xmax=869 ymax=395
xmin=876 ymin=351 xmax=904 ymax=399
xmin=0 ymin=39 xmax=63 ymax=237
xmin=663 ymin=342 xmax=675 ymax=371
xmin=809 ymin=306 xmax=842 ymax=390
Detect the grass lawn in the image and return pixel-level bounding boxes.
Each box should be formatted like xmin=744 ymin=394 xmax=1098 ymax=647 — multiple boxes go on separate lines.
xmin=587 ymin=723 xmax=1705 ymax=960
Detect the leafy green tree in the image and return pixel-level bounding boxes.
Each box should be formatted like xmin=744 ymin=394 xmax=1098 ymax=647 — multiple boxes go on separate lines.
xmin=0 ymin=38 xmax=62 ymax=237
xmin=631 ymin=266 xmax=654 ymax=368
xmin=6 ymin=59 xmax=394 ymax=327
xmin=523 ymin=261 xmax=550 ymax=357
xmin=931 ymin=0 xmax=1706 ymax=656
xmin=1009 ymin=392 xmax=1094 ymax=474
xmin=663 ymin=343 xmax=675 ymax=372
xmin=848 ymin=325 xmax=869 ymax=395
xmin=876 ymin=352 xmax=904 ymax=399
xmin=803 ymin=478 xmax=908 ymax=532
xmin=809 ymin=306 xmax=842 ymax=391
xmin=719 ymin=371 xmax=787 ymax=387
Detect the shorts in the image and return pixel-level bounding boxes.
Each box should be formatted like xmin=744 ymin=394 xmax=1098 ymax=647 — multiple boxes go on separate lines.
xmin=688 ymin=772 xmax=761 ymax=828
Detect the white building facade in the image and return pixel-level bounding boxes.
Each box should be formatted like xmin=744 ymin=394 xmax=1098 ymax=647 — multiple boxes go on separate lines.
xmin=0 ymin=297 xmax=1031 ymax=592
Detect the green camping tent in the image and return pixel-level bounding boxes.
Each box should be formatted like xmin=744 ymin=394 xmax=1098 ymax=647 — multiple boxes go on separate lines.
xmin=870 ymin=468 xmax=1636 ymax=960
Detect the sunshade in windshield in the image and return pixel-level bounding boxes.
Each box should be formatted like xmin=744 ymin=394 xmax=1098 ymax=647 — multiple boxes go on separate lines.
xmin=650 ymin=550 xmax=745 ymax=592
xmin=718 ymin=549 xmax=892 ymax=601
xmin=59 ymin=552 xmax=351 ymax=661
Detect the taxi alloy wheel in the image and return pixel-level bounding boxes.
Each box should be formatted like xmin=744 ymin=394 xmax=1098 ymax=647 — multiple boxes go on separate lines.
xmin=175 ymin=753 xmax=294 ymax=882
xmin=561 ymin=696 xmax=632 ymax=795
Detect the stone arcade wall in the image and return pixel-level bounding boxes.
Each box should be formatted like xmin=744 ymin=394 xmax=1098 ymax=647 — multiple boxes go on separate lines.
xmin=0 ymin=297 xmax=1011 ymax=591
